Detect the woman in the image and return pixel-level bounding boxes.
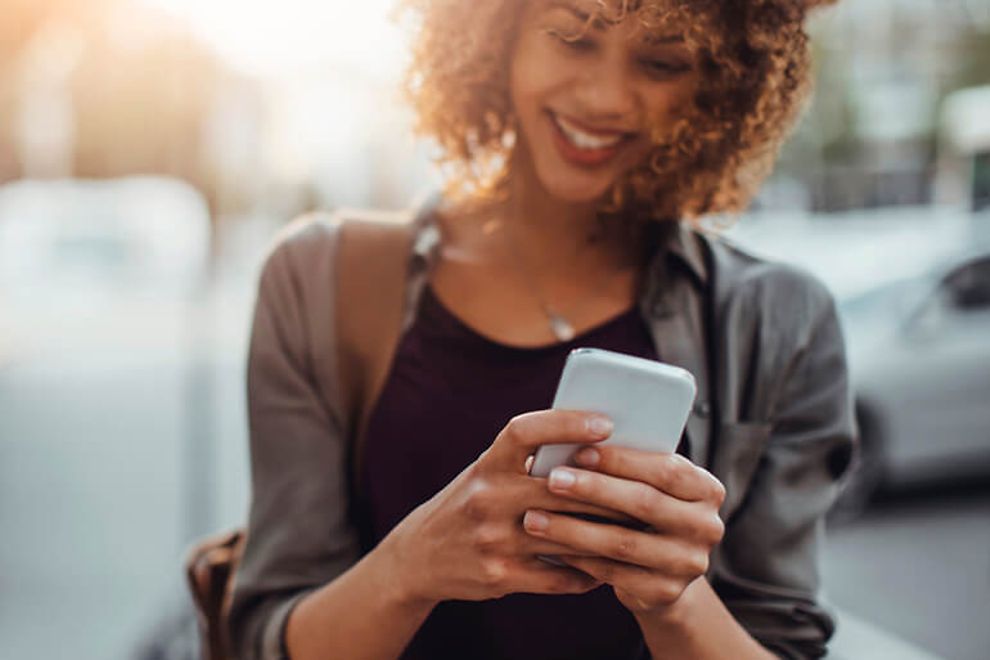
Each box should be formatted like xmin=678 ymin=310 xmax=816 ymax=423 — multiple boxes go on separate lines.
xmin=228 ymin=0 xmax=855 ymax=659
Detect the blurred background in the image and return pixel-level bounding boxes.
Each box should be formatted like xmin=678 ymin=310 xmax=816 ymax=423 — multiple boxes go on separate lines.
xmin=0 ymin=0 xmax=987 ymax=658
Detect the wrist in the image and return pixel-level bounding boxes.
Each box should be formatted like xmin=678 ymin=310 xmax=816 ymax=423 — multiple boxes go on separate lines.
xmin=633 ymin=576 xmax=704 ymax=631
xmin=371 ymin=532 xmax=439 ymax=613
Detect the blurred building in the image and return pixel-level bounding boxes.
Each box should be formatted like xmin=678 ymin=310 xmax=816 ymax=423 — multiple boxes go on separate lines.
xmin=0 ymin=0 xmax=440 ymax=262
xmin=0 ymin=0 xmax=270 ymax=234
xmin=2 ymin=0 xmax=986 ymax=230
xmin=762 ymin=0 xmax=990 ymax=212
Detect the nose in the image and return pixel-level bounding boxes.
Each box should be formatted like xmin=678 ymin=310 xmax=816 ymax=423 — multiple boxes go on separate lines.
xmin=572 ymin=57 xmax=637 ymax=123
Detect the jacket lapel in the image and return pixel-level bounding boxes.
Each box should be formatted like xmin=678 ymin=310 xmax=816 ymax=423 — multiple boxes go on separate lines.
xmin=639 ymin=224 xmax=714 ymax=468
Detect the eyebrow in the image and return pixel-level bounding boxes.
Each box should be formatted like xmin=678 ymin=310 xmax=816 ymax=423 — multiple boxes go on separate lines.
xmin=545 ymin=1 xmax=686 ymax=44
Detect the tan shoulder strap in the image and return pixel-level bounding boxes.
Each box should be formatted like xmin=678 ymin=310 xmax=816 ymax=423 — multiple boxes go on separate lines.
xmin=333 ymin=209 xmax=417 ymax=483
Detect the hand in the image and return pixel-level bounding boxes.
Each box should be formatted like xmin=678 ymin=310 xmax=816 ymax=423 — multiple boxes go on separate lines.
xmin=521 ymin=445 xmax=726 ymax=616
xmin=377 ymin=410 xmax=632 ymax=606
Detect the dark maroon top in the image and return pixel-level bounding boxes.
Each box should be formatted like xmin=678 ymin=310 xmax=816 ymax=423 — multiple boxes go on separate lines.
xmin=358 ymin=282 xmax=686 ymax=660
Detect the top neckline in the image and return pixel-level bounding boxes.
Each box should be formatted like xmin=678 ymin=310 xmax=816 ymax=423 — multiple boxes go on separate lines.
xmin=421 ymin=281 xmax=642 ymax=355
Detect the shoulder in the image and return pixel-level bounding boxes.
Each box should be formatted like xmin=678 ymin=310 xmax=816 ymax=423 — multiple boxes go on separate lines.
xmin=257 ymin=207 xmax=413 ymax=289
xmin=702 ymin=230 xmax=839 ymax=339
xmin=705 ymin=235 xmax=834 ymax=312
xmin=695 ymin=230 xmax=850 ymax=427
xmin=705 ymin=231 xmax=835 ymax=307
xmin=257 ymin=211 xmax=342 ymax=283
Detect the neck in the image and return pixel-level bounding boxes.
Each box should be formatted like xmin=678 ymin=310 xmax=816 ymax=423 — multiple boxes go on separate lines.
xmin=498 ymin=145 xmax=633 ymax=277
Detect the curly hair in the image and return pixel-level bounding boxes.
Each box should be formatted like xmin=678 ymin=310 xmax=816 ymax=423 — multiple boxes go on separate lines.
xmin=394 ymin=0 xmax=836 ymax=229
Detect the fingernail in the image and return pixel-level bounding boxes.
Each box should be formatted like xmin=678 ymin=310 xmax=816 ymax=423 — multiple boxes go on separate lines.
xmin=524 ymin=510 xmax=549 ymax=532
xmin=549 ymin=468 xmax=576 ymax=489
xmin=586 ymin=416 xmax=613 ymax=436
xmin=575 ymin=448 xmax=600 ymax=467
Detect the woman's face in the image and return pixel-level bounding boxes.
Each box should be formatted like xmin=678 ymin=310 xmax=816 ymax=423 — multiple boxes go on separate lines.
xmin=509 ymin=0 xmax=701 ymax=203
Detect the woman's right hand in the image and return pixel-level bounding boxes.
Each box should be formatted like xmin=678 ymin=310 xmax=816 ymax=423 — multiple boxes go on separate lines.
xmin=375 ymin=409 xmax=623 ymax=606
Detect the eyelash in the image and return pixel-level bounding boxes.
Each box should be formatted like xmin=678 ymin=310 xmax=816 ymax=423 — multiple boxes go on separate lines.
xmin=641 ymin=58 xmax=690 ymax=77
xmin=546 ymin=30 xmax=690 ymax=78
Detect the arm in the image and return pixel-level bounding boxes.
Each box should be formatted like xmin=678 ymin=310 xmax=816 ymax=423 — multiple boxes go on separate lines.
xmin=227 ymin=224 xmax=435 ymax=660
xmin=635 ymin=577 xmax=776 ymax=658
xmin=282 ymin=545 xmax=437 ymax=660
xmin=704 ymin=281 xmax=856 ymax=659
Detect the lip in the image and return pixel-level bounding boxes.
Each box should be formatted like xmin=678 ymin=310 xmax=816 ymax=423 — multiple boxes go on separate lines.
xmin=550 ymin=110 xmax=637 ymax=138
xmin=546 ymin=110 xmax=636 ymax=168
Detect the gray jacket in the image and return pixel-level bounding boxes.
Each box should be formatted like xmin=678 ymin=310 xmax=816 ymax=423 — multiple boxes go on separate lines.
xmin=227 ymin=201 xmax=857 ymax=660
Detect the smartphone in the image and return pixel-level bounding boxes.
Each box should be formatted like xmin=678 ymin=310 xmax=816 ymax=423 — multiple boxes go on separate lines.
xmin=529 ymin=347 xmax=697 ymax=478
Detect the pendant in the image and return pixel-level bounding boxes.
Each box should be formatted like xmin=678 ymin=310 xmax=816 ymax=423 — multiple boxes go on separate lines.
xmin=548 ymin=312 xmax=576 ymax=342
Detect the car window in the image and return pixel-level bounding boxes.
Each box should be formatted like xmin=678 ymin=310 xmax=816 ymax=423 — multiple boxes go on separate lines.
xmin=838 ymin=277 xmax=929 ymax=326
xmin=941 ymin=256 xmax=990 ymax=312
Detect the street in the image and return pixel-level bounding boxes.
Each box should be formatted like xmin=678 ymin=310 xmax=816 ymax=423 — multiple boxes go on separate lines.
xmin=825 ymin=483 xmax=990 ymax=660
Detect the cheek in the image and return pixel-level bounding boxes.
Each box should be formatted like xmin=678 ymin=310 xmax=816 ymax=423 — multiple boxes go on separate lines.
xmin=652 ymin=79 xmax=697 ymax=116
xmin=510 ymin=38 xmax=574 ymax=115
xmin=509 ymin=62 xmax=541 ymax=115
xmin=643 ymin=81 xmax=699 ymax=135
xmin=674 ymin=72 xmax=702 ymax=112
xmin=511 ymin=72 xmax=548 ymax=118
xmin=623 ymin=84 xmax=698 ymax=169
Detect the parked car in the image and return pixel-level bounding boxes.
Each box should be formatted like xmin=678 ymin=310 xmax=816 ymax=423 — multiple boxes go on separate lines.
xmin=836 ymin=244 xmax=990 ymax=511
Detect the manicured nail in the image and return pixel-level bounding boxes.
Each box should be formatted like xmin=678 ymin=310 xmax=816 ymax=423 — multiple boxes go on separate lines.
xmin=549 ymin=468 xmax=576 ymax=489
xmin=575 ymin=448 xmax=600 ymax=467
xmin=586 ymin=416 xmax=613 ymax=436
xmin=524 ymin=510 xmax=549 ymax=532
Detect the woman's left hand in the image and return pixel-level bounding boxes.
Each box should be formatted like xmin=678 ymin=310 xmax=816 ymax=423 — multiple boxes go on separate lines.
xmin=522 ymin=445 xmax=726 ymax=617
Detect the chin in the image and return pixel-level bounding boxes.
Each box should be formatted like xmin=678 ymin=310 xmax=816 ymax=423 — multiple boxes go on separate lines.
xmin=535 ymin=166 xmax=616 ymax=204
xmin=544 ymin=184 xmax=608 ymax=204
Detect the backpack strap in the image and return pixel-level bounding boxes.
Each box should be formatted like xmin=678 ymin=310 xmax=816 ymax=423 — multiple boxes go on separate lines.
xmin=183 ymin=204 xmax=426 ymax=659
xmin=333 ymin=209 xmax=417 ymax=485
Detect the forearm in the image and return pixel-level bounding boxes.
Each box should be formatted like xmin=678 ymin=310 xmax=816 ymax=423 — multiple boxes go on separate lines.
xmin=635 ymin=578 xmax=775 ymax=660
xmin=285 ymin=545 xmax=438 ymax=660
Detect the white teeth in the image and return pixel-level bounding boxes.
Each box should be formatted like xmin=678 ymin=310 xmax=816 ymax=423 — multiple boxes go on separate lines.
xmin=552 ymin=113 xmax=625 ymax=150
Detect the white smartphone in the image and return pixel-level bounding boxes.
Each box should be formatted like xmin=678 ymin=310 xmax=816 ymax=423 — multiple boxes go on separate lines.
xmin=529 ymin=347 xmax=697 ymax=478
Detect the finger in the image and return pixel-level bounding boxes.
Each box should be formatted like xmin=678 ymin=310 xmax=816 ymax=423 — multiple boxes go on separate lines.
xmin=486 ymin=409 xmax=613 ymax=473
xmin=555 ymin=555 xmax=649 ymax=586
xmin=512 ymin=533 xmax=601 ymax=558
xmin=542 ymin=467 xmax=724 ymax=543
xmin=555 ymin=555 xmax=680 ymax=606
xmin=514 ymin=475 xmax=642 ymax=525
xmin=507 ymin=557 xmax=604 ymax=596
xmin=522 ymin=509 xmax=704 ymax=577
xmin=574 ymin=445 xmax=726 ymax=504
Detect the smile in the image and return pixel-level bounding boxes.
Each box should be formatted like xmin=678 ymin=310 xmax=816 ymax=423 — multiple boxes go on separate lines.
xmin=546 ymin=110 xmax=636 ymax=167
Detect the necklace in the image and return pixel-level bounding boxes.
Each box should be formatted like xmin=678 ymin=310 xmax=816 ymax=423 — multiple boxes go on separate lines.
xmin=499 ymin=217 xmax=627 ymax=343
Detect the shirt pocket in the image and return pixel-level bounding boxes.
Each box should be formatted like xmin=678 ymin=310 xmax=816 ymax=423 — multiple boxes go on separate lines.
xmin=710 ymin=421 xmax=773 ymax=521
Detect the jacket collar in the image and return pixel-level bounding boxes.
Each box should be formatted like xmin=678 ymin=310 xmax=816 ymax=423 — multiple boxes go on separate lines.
xmin=646 ymin=218 xmax=708 ymax=290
